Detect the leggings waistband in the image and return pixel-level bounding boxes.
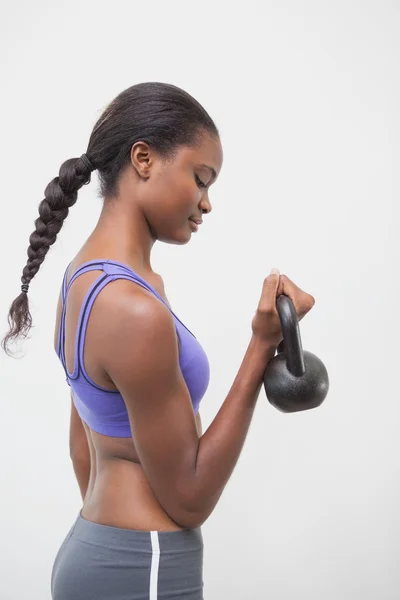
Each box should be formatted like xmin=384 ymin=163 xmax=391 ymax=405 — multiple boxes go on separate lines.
xmin=71 ymin=510 xmax=203 ymax=552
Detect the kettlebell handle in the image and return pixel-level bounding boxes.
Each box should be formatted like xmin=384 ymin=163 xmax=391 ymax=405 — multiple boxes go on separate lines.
xmin=276 ymin=295 xmax=305 ymax=378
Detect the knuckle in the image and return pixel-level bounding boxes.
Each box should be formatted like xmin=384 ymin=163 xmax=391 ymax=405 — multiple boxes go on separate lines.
xmin=257 ymin=304 xmax=274 ymax=317
xmin=308 ymin=293 xmax=316 ymax=308
xmin=302 ymin=296 xmax=315 ymax=314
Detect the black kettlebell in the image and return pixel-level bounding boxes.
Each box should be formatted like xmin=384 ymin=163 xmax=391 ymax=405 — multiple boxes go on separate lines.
xmin=263 ymin=294 xmax=329 ymax=413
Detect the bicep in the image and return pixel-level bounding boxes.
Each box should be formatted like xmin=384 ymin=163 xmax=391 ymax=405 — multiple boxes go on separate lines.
xmin=100 ymin=287 xmax=200 ymax=525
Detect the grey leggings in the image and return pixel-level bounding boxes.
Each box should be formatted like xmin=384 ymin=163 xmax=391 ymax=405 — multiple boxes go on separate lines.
xmin=51 ymin=511 xmax=204 ymax=599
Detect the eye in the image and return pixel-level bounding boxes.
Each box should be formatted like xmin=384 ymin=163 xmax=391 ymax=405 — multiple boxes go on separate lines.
xmin=195 ymin=174 xmax=207 ymax=189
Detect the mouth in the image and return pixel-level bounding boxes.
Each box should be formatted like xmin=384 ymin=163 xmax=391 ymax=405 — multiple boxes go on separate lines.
xmin=189 ymin=219 xmax=199 ymax=232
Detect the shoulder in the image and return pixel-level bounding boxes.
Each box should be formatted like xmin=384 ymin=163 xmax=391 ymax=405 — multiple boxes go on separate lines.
xmin=99 ymin=277 xmax=172 ymax=326
xmin=92 ymin=277 xmax=178 ymax=366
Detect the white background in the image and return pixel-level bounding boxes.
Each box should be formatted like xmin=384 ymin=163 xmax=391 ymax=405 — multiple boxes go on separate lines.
xmin=0 ymin=1 xmax=399 ymax=598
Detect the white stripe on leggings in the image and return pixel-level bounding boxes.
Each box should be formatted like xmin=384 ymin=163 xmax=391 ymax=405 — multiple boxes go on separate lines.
xmin=150 ymin=531 xmax=160 ymax=599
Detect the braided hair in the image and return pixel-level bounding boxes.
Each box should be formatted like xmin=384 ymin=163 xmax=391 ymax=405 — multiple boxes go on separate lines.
xmin=2 ymin=82 xmax=219 ymax=355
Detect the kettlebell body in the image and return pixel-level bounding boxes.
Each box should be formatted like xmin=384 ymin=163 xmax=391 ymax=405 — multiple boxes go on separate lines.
xmin=264 ymin=349 xmax=329 ymax=412
xmin=263 ymin=294 xmax=329 ymax=413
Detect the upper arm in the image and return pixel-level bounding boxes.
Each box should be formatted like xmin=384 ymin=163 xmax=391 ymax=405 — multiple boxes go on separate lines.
xmin=98 ymin=282 xmax=200 ymax=527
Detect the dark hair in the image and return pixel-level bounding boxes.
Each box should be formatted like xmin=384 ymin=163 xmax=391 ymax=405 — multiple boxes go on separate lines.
xmin=2 ymin=82 xmax=219 ymax=356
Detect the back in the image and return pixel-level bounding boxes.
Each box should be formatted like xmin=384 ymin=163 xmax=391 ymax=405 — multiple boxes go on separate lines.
xmin=56 ymin=259 xmax=210 ymax=438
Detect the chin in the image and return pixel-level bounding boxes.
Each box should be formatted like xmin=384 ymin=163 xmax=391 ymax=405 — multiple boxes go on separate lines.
xmin=165 ymin=236 xmax=191 ymax=246
xmin=158 ymin=227 xmax=192 ymax=245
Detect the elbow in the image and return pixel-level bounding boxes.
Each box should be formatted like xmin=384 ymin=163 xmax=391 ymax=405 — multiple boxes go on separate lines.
xmin=170 ymin=509 xmax=207 ymax=530
xmin=169 ymin=491 xmax=213 ymax=529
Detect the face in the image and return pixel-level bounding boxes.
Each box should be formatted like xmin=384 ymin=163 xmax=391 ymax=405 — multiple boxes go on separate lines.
xmin=131 ymin=132 xmax=223 ymax=244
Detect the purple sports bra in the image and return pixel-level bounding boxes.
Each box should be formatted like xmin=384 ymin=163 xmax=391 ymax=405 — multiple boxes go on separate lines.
xmin=55 ymin=259 xmax=210 ymax=437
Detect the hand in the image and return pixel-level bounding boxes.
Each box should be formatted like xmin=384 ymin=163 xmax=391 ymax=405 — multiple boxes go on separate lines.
xmin=251 ymin=269 xmax=315 ymax=346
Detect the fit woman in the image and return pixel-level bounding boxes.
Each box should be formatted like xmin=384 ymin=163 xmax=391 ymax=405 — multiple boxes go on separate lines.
xmin=3 ymin=82 xmax=315 ymax=599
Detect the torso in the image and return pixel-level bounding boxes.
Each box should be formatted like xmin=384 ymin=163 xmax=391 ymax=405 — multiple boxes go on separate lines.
xmin=54 ymin=253 xmax=202 ymax=532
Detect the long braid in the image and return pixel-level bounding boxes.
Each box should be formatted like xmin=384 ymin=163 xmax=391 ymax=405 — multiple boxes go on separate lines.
xmin=2 ymin=154 xmax=94 ymax=355
xmin=2 ymin=82 xmax=220 ymax=356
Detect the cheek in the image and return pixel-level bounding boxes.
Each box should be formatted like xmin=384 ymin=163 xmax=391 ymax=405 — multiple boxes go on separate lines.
xmin=165 ymin=178 xmax=198 ymax=216
xmin=146 ymin=169 xmax=199 ymax=225
xmin=178 ymin=186 xmax=198 ymax=213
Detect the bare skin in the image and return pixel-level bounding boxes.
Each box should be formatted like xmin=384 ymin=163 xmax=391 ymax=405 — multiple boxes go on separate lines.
xmin=54 ymin=132 xmax=223 ymax=531
xmin=53 ymin=132 xmax=315 ymax=533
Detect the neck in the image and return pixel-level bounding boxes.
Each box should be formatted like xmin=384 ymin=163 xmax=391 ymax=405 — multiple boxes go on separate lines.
xmin=87 ymin=200 xmax=156 ymax=274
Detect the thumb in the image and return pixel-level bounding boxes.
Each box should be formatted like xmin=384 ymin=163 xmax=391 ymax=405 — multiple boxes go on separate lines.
xmin=269 ymin=268 xmax=281 ymax=295
xmin=259 ymin=268 xmax=281 ymax=310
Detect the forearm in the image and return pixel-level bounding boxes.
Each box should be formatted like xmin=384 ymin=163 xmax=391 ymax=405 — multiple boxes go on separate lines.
xmin=187 ymin=335 xmax=276 ymax=522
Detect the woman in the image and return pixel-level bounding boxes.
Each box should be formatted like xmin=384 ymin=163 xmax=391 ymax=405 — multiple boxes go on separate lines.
xmin=2 ymin=82 xmax=315 ymax=599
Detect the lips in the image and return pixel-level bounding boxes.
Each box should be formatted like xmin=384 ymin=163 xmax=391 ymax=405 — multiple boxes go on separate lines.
xmin=190 ymin=218 xmax=203 ymax=225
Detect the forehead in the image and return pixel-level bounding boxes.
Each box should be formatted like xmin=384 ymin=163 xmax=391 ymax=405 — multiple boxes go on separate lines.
xmin=179 ymin=133 xmax=223 ymax=172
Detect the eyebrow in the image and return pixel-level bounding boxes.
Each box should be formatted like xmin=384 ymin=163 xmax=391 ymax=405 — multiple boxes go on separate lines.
xmin=197 ymin=164 xmax=217 ymax=181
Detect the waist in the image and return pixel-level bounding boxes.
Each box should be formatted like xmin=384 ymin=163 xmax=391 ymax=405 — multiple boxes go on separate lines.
xmin=82 ymin=460 xmax=187 ymax=532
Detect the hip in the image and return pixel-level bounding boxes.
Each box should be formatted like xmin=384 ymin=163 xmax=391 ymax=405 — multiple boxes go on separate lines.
xmin=51 ymin=510 xmax=204 ymax=600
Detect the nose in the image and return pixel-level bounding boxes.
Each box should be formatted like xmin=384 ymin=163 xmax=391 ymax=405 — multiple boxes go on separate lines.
xmin=199 ymin=193 xmax=212 ymax=215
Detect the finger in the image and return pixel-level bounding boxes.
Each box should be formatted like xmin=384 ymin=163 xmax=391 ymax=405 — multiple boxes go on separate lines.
xmin=279 ymin=274 xmax=300 ymax=295
xmin=280 ymin=275 xmax=308 ymax=303
xmin=279 ymin=275 xmax=315 ymax=317
xmin=276 ymin=275 xmax=285 ymax=297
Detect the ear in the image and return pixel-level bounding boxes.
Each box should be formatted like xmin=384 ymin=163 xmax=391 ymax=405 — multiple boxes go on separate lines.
xmin=130 ymin=141 xmax=153 ymax=179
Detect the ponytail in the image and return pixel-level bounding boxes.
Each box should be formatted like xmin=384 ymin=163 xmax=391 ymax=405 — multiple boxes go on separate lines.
xmin=1 ymin=154 xmax=94 ymax=355
xmin=2 ymin=81 xmax=219 ymax=355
